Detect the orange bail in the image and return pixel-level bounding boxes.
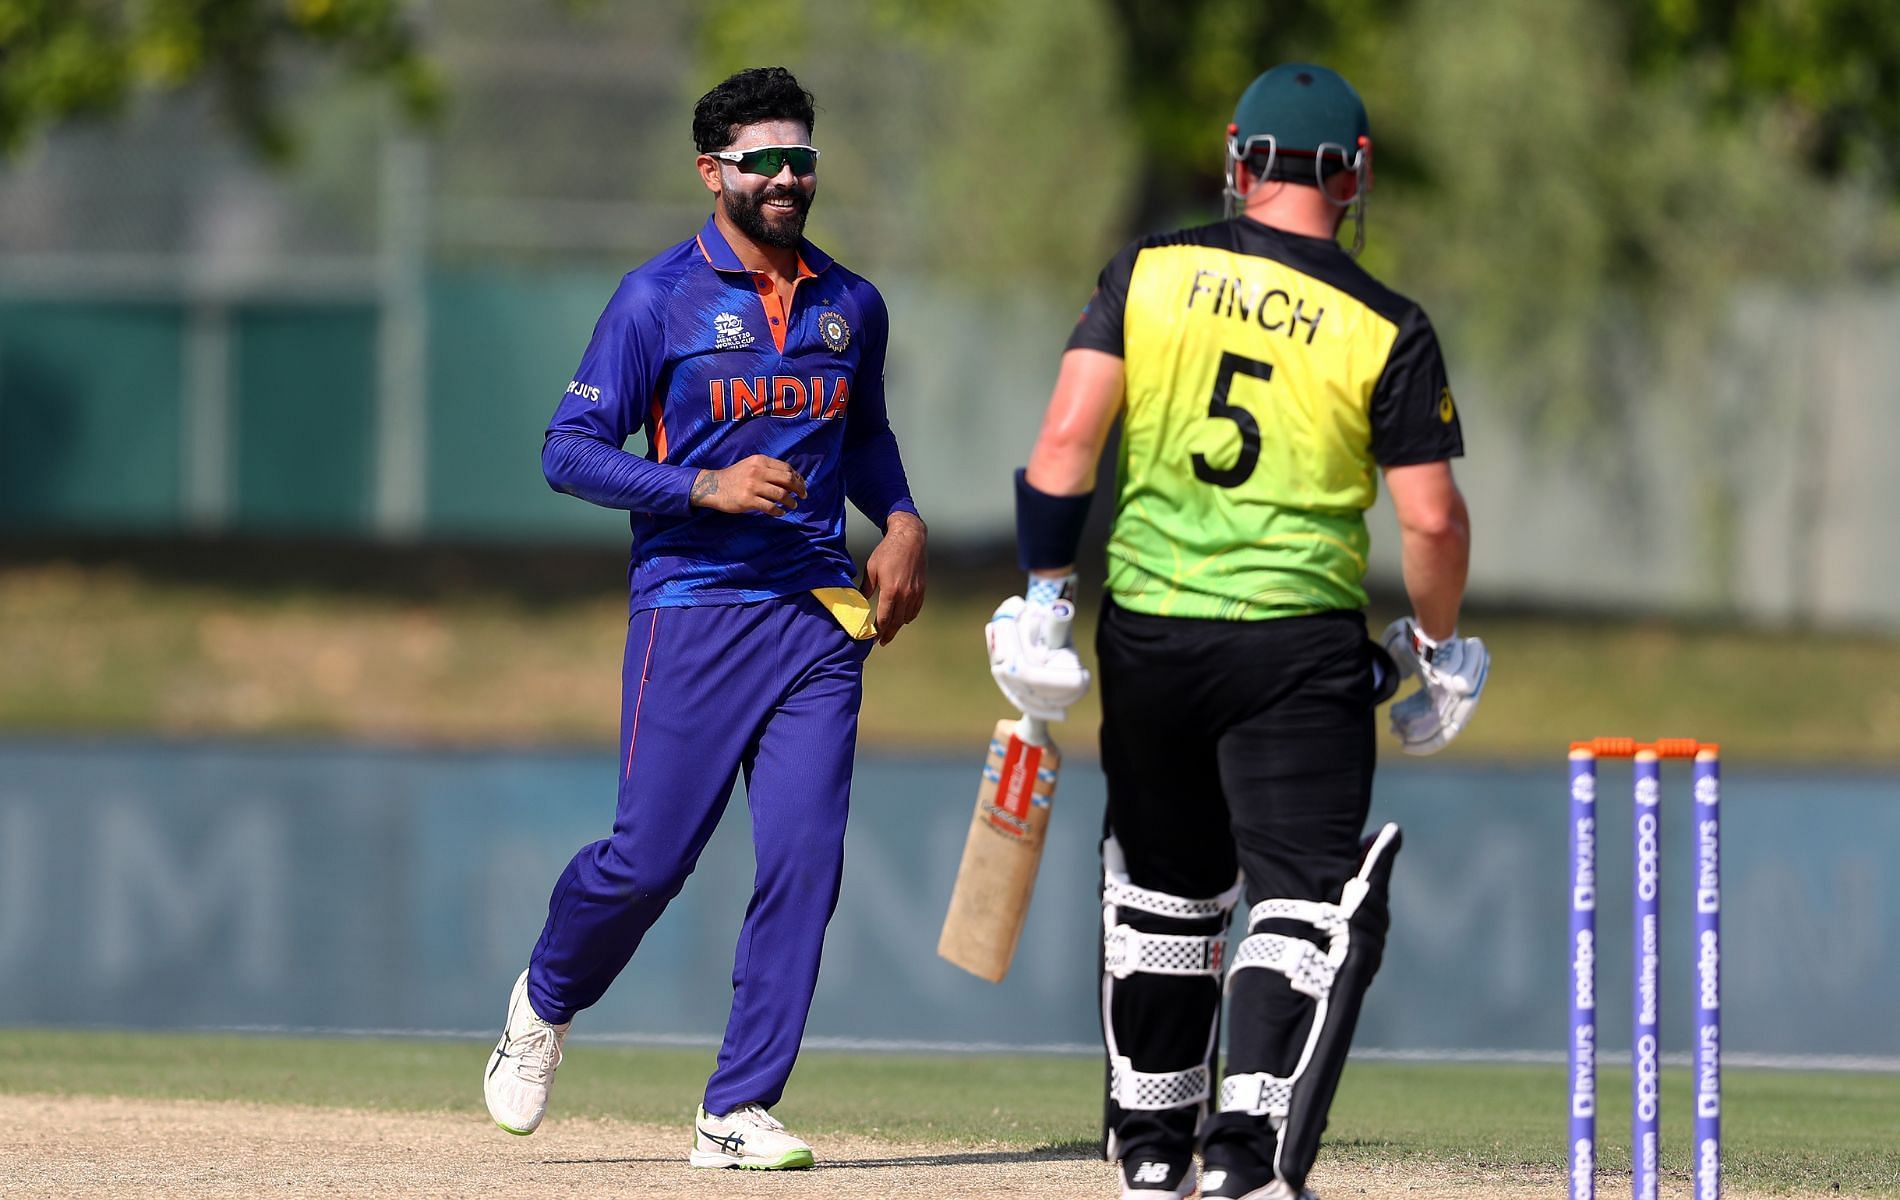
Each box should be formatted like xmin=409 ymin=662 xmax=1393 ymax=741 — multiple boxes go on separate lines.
xmin=1568 ymin=737 xmax=1720 ymax=759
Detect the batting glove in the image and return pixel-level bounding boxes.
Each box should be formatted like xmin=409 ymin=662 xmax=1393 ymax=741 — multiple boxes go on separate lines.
xmin=1380 ymin=617 xmax=1490 ymax=755
xmin=987 ymin=579 xmax=1091 ymax=721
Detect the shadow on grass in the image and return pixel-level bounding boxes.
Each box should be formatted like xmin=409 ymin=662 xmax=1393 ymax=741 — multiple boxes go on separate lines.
xmin=829 ymin=1139 xmax=1100 ymax=1168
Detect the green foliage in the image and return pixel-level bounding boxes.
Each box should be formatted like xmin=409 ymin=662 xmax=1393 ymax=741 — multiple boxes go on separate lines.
xmin=1626 ymin=0 xmax=1900 ymax=184
xmin=1355 ymin=0 xmax=1834 ymax=434
xmin=0 ymin=2 xmax=131 ymax=145
xmin=7 ymin=561 xmax=1900 ymax=761
xmin=1104 ymin=0 xmax=1404 ymax=223
xmin=0 ymin=0 xmax=440 ymax=159
xmin=689 ymin=0 xmax=1136 ymax=283
xmin=1103 ymin=0 xmax=1900 ymax=215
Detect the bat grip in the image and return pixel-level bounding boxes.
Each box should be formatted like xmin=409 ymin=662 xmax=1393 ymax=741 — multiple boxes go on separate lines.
xmin=1015 ymin=714 xmax=1051 ymax=746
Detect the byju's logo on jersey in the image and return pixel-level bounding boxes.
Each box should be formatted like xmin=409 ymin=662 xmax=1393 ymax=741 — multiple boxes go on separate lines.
xmin=713 ymin=312 xmax=754 ymax=350
xmin=565 ymin=380 xmax=601 ymax=404
xmin=817 ymin=309 xmax=851 ymax=353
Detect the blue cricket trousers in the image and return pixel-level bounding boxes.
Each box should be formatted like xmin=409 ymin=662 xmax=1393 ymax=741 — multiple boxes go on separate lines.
xmin=526 ymin=592 xmax=871 ymax=1112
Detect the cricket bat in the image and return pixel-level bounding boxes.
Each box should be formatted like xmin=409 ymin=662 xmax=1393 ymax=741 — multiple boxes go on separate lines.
xmin=937 ymin=714 xmax=1060 ymax=982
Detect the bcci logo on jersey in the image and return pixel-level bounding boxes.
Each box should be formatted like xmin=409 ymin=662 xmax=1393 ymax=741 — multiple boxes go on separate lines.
xmin=817 ymin=309 xmax=851 ymax=353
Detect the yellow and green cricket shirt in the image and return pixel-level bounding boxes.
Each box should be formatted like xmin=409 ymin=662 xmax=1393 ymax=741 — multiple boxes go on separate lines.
xmin=1066 ymin=218 xmax=1462 ymax=621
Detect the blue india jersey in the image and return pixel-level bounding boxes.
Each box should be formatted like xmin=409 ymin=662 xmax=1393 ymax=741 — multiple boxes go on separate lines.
xmin=543 ymin=216 xmax=917 ymax=610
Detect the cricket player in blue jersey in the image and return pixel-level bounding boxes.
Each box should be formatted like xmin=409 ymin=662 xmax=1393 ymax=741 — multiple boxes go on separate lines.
xmin=483 ymin=66 xmax=927 ymax=1170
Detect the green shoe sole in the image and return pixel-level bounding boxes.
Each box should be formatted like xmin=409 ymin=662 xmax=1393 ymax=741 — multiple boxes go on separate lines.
xmin=732 ymin=1149 xmax=814 ymax=1170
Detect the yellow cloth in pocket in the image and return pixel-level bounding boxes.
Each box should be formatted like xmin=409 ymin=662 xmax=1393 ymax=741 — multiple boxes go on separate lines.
xmin=811 ymin=587 xmax=878 ymax=641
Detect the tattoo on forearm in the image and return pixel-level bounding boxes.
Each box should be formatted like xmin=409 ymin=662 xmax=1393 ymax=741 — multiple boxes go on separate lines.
xmin=691 ymin=471 xmax=718 ymax=502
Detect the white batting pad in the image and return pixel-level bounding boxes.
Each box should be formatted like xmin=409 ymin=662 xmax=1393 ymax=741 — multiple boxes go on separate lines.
xmin=1110 ymin=1055 xmax=1212 ymax=1111
xmin=1229 ymin=932 xmax=1337 ymax=1000
xmin=1105 ymin=925 xmax=1229 ymax=979
xmin=1219 ymin=1071 xmax=1294 ymax=1122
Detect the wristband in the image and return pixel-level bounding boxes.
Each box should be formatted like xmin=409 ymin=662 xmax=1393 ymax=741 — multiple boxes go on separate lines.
xmin=1014 ymin=469 xmax=1092 ymax=572
xmin=1025 ymin=572 xmax=1077 ymax=606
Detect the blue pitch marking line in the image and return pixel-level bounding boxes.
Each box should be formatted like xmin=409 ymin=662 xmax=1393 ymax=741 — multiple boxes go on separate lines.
xmin=181 ymin=1026 xmax=1900 ymax=1072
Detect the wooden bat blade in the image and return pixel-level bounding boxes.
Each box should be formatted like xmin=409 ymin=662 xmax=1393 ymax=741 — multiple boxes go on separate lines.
xmin=937 ymin=717 xmax=1061 ymax=982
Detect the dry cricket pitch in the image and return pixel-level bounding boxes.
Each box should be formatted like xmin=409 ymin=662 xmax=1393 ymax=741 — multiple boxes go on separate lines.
xmin=0 ymin=1093 xmax=1825 ymax=1199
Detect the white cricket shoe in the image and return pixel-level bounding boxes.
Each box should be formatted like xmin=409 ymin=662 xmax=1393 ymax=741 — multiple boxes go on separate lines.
xmin=483 ymin=969 xmax=569 ymax=1135
xmin=1201 ymin=1168 xmax=1317 ymax=1200
xmin=688 ymin=1102 xmax=815 ymax=1170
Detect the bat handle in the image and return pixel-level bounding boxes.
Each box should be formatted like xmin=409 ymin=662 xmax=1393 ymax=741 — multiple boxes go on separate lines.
xmin=1015 ymin=714 xmax=1051 ymax=746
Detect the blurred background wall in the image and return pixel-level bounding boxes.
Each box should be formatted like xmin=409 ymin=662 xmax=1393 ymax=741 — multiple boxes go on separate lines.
xmin=4 ymin=739 xmax=1893 ymax=1063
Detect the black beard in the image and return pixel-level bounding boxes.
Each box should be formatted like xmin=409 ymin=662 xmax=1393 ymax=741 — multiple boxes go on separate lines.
xmin=724 ymin=183 xmax=811 ymax=249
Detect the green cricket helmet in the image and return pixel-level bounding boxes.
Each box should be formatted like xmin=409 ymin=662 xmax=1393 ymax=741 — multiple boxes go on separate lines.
xmin=1222 ymin=63 xmax=1373 ymax=254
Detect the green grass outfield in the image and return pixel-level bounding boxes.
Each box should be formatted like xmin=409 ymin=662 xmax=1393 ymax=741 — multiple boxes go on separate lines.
xmin=6 ymin=559 xmax=1900 ymax=761
xmin=2 ymin=1031 xmax=1895 ymax=1195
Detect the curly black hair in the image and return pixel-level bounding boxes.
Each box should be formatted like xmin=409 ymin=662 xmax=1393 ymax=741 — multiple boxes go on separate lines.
xmin=693 ymin=67 xmax=817 ymax=153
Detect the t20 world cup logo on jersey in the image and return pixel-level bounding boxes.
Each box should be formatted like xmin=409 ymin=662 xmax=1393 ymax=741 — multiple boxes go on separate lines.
xmin=712 ymin=312 xmax=754 ymax=350
xmin=708 ymin=375 xmax=851 ymax=423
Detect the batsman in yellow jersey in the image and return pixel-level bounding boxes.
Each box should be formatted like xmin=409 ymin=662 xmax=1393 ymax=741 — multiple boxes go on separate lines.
xmin=985 ymin=65 xmax=1490 ymax=1200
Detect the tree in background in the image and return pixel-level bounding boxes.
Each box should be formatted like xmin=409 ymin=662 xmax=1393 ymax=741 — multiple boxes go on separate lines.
xmin=1628 ymin=0 xmax=1900 ymax=187
xmin=0 ymin=0 xmax=439 ymax=158
xmin=690 ymin=0 xmax=1136 ymax=286
xmin=1103 ymin=0 xmax=1401 ymax=228
xmin=1102 ymin=0 xmax=1900 ymax=390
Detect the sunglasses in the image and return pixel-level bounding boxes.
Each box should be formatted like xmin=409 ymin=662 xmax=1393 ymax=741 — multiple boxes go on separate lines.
xmin=707 ymin=145 xmax=820 ymax=177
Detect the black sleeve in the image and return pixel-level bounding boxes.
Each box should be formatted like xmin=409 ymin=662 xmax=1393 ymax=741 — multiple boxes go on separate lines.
xmin=1369 ymin=305 xmax=1463 ymax=465
xmin=1063 ymin=240 xmax=1141 ymax=357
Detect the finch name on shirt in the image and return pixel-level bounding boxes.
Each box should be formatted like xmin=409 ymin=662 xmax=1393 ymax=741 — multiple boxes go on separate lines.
xmin=709 ymin=375 xmax=852 ymax=423
xmin=1185 ymin=270 xmax=1324 ymax=344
